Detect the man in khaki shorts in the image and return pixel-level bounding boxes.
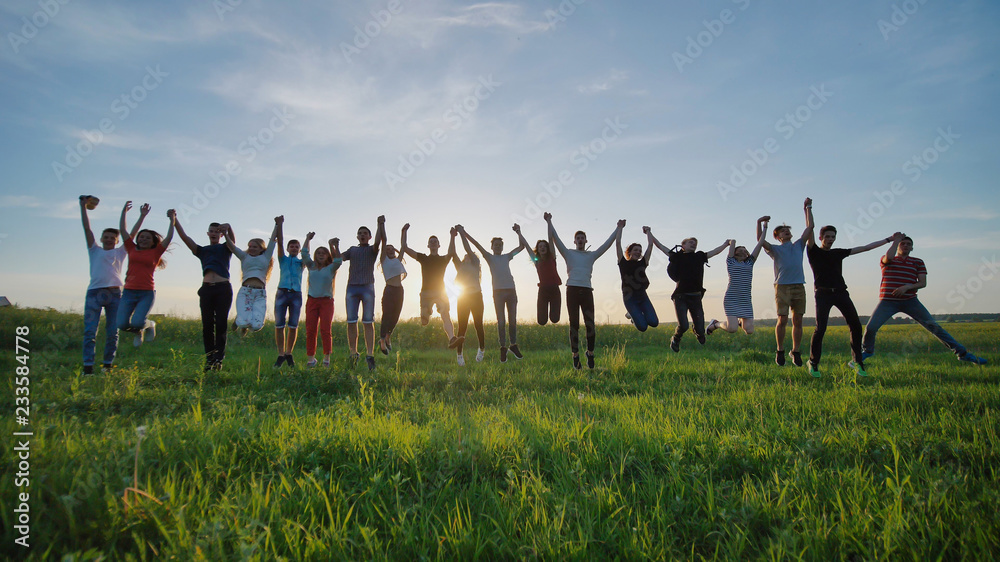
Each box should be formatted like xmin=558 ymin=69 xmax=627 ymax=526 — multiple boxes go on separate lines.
xmin=757 ymin=198 xmax=814 ymax=366
xmin=401 ymin=223 xmax=463 ymax=349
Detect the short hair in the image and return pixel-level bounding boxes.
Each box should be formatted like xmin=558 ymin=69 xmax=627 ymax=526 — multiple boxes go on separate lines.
xmin=772 ymin=225 xmax=791 ymax=239
xmin=491 ymin=237 xmax=503 ymax=245
xmin=287 ymin=239 xmax=300 ymax=246
xmin=428 ymin=235 xmax=439 ymax=243
xmin=101 ymin=228 xmax=120 ymax=237
xmin=901 ymin=236 xmax=913 ymax=244
xmin=574 ymin=230 xmax=586 ymax=239
xmin=358 ymin=226 xmax=372 ymax=236
xmin=682 ymin=237 xmax=697 ymax=246
xmin=819 ymin=225 xmax=837 ymax=236
xmin=209 ymin=222 xmax=221 ymax=228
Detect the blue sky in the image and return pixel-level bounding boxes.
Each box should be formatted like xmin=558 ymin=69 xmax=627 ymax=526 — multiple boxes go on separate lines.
xmin=1 ymin=0 xmax=998 ymax=324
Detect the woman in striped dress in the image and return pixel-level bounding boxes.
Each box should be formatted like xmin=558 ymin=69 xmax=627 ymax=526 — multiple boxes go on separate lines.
xmin=708 ymin=222 xmax=768 ymax=336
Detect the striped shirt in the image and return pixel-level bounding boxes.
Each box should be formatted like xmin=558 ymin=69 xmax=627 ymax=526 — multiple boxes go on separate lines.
xmin=341 ymin=244 xmax=378 ymax=286
xmin=724 ymin=256 xmax=755 ymax=318
xmin=879 ymin=255 xmax=926 ymax=300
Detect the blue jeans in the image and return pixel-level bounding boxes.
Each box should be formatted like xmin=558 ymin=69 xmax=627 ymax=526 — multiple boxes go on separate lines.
xmin=274 ymin=289 xmax=303 ymax=329
xmin=624 ymin=289 xmax=659 ymax=332
xmin=117 ymin=289 xmax=155 ymax=332
xmin=863 ymin=298 xmax=966 ymax=357
xmin=83 ymin=287 xmax=121 ymax=366
xmin=345 ymin=284 xmax=375 ymax=323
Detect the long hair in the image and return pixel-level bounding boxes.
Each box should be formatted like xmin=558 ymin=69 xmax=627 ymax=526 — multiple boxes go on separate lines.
xmin=136 ymin=229 xmax=167 ymax=269
xmin=534 ymin=239 xmax=555 ymax=262
xmin=625 ymin=243 xmax=642 ymax=259
xmin=241 ymin=238 xmax=274 ymax=282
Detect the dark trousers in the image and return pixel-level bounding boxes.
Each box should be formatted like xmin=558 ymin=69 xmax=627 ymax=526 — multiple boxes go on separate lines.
xmin=380 ymin=285 xmax=404 ymax=339
xmin=672 ymin=292 xmax=705 ymax=339
xmin=566 ymin=286 xmax=595 ymax=354
xmin=198 ymin=282 xmax=232 ymax=365
xmin=457 ymin=290 xmax=486 ymax=353
xmin=537 ymin=285 xmax=562 ymax=325
xmin=810 ymin=288 xmax=863 ymax=367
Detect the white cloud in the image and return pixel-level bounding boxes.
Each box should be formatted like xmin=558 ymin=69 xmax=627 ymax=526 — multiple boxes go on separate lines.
xmin=577 ymin=69 xmax=629 ymax=94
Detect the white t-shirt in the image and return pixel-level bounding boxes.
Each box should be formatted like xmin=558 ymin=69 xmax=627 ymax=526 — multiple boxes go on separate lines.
xmin=87 ymin=245 xmax=127 ymax=290
xmin=482 ymin=251 xmax=520 ymax=290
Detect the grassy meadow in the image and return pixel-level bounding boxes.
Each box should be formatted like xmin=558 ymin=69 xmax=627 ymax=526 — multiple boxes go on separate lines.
xmin=1 ymin=306 xmax=999 ymax=560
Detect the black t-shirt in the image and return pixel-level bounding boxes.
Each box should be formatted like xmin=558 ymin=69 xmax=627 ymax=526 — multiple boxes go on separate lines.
xmin=195 ymin=243 xmax=233 ymax=278
xmin=671 ymin=251 xmax=708 ymax=296
xmin=807 ymin=245 xmax=851 ymax=290
xmin=413 ymin=253 xmax=451 ymax=292
xmin=618 ymin=257 xmax=650 ymax=293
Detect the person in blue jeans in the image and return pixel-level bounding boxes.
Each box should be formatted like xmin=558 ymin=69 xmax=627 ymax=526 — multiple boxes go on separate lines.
xmin=116 ymin=203 xmax=174 ymax=348
xmin=79 ymin=196 xmax=147 ymax=374
xmin=615 ymin=226 xmax=658 ymax=332
xmin=274 ymin=216 xmax=305 ymax=367
xmin=342 ymin=215 xmax=385 ymax=371
xmin=862 ymin=234 xmax=988 ymax=365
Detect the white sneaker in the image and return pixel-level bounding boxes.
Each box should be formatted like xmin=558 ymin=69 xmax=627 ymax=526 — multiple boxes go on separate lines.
xmin=133 ymin=331 xmax=143 ymax=347
xmin=476 ymin=348 xmax=485 ymax=362
xmin=144 ymin=321 xmax=157 ymax=343
xmin=706 ymin=319 xmax=719 ymax=335
xmin=457 ymin=353 xmax=465 ymax=366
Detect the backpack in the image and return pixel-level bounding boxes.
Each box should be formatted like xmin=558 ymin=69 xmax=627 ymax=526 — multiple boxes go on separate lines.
xmin=666 ymin=245 xmax=683 ymax=282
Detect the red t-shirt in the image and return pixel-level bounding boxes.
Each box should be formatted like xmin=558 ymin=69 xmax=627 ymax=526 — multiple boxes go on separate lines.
xmin=879 ymin=255 xmax=926 ymax=300
xmin=124 ymin=238 xmax=167 ymax=291
xmin=535 ymin=257 xmax=562 ymax=287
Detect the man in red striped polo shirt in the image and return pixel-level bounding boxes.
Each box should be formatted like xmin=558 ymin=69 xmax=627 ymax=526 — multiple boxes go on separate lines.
xmin=862 ymin=234 xmax=987 ymax=365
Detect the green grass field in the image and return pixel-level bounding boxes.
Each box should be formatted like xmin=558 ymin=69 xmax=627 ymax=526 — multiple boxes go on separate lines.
xmin=2 ymin=307 xmax=998 ymax=560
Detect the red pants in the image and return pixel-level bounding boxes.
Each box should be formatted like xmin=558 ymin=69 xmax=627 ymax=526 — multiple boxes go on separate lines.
xmin=305 ymin=296 xmax=334 ymax=356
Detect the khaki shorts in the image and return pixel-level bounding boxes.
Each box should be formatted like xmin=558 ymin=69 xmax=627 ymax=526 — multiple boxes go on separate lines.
xmin=775 ymin=283 xmax=806 ymax=316
xmin=420 ymin=289 xmax=450 ymax=321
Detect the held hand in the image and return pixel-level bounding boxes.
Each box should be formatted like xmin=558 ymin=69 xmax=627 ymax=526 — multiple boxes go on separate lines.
xmin=79 ymin=195 xmax=88 ymax=208
xmin=450 ymin=227 xmax=458 ymax=237
xmin=512 ymin=223 xmax=520 ymax=233
xmin=139 ymin=203 xmax=151 ymax=216
xmin=329 ymin=238 xmax=339 ymax=247
xmin=455 ymin=224 xmax=465 ymax=233
xmin=642 ymin=226 xmax=650 ymax=234
xmin=166 ymin=209 xmax=176 ymax=220
xmin=804 ymin=198 xmax=812 ymax=208
xmin=377 ymin=215 xmax=386 ymax=224
xmin=758 ymin=215 xmax=771 ymax=223
xmin=892 ymin=231 xmax=904 ymax=242
xmin=543 ymin=212 xmax=552 ymax=222
xmin=402 ymin=223 xmax=410 ymax=231
xmin=305 ymin=231 xmax=315 ymax=241
xmin=219 ymin=223 xmax=231 ymax=233
xmin=617 ymin=219 xmax=626 ymax=229
xmin=275 ymin=215 xmax=284 ymax=224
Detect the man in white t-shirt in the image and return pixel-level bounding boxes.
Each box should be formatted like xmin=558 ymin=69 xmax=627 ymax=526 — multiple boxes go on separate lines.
xmin=80 ymin=196 xmax=146 ymax=374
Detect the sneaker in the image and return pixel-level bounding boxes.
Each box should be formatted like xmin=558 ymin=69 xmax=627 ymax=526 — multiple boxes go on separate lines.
xmin=573 ymin=355 xmax=582 ymax=370
xmin=848 ymin=360 xmax=868 ymax=377
xmin=306 ymin=358 xmax=318 ymax=368
xmin=83 ymin=365 xmax=94 ymax=375
xmin=500 ymin=346 xmax=508 ymax=363
xmin=133 ymin=330 xmax=144 ymax=348
xmin=476 ymin=348 xmax=485 ymax=362
xmin=697 ymin=333 xmax=706 ymax=345
xmin=959 ymin=353 xmax=988 ymax=365
xmin=379 ymin=338 xmax=389 ymax=356
xmin=706 ymin=319 xmax=720 ymax=335
xmin=775 ymin=350 xmax=786 ymax=367
xmin=349 ymin=353 xmax=360 ymax=367
xmin=625 ymin=312 xmax=634 ymax=325
xmin=102 ymin=363 xmax=113 ymax=373
xmin=509 ymin=344 xmax=523 ymax=360
xmin=807 ymin=361 xmax=822 ymax=378
xmin=669 ymin=336 xmax=680 ymax=353
xmin=789 ymin=351 xmax=803 ymax=367
xmin=273 ymin=355 xmax=286 ymax=368
xmin=323 ymin=358 xmax=331 ymax=368
xmin=285 ymin=355 xmax=295 ymax=368
xmin=144 ymin=321 xmax=156 ymax=343
xmin=457 ymin=353 xmax=465 ymax=366
xmin=861 ymin=351 xmax=874 ymax=362
xmin=448 ymin=336 xmax=465 ymax=349
xmin=586 ymin=352 xmax=595 ymax=369
xmin=366 ymin=355 xmax=376 ymax=371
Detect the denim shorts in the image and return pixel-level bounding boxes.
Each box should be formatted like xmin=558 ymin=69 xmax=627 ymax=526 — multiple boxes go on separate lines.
xmin=274 ymin=288 xmax=302 ymax=328
xmin=345 ymin=284 xmax=375 ymax=323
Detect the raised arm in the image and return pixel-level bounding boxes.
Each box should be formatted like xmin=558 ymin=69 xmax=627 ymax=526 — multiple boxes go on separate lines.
xmin=222 ymin=227 xmax=240 ymax=256
xmin=400 ymin=223 xmax=420 ymax=259
xmin=460 ymin=227 xmax=489 ymax=257
xmin=645 ymin=227 xmax=672 ymax=255
xmin=756 ymin=216 xmax=773 ymax=252
xmin=706 ymin=239 xmax=731 ymax=259
xmin=329 ymin=237 xmax=341 ymax=259
xmin=276 ymin=216 xmax=285 ymax=259
xmin=593 ymin=219 xmax=625 ymax=258
xmin=615 ymin=224 xmax=624 ymax=261
xmin=455 ymin=225 xmax=475 ymax=256
xmin=883 ymin=231 xmax=904 ymax=263
xmin=802 ymin=197 xmax=815 ymax=247
xmin=750 ymin=221 xmax=768 ymax=260
xmin=162 ymin=209 xmax=176 ymax=248
xmin=301 ymin=232 xmax=314 ymax=267
xmin=642 ymin=227 xmax=654 ymax=262
xmin=544 ymin=213 xmax=568 ymax=257
xmin=728 ymin=238 xmax=736 ymax=259
xmin=130 ymin=203 xmax=150 ymax=239
xmin=513 ymin=224 xmax=535 ymax=261
xmin=119 ymin=201 xmax=133 ymax=244
xmin=80 ymin=196 xmax=96 ymax=248
xmin=448 ymin=227 xmax=459 ymax=261
xmin=851 ymin=233 xmax=897 ymax=255
xmin=373 ymin=215 xmax=386 ymax=254
xmin=172 ymin=215 xmax=199 ymax=254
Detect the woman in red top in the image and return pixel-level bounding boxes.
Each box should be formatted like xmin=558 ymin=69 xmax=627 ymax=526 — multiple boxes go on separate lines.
xmin=116 ymin=202 xmax=174 ymax=347
xmin=515 ymin=225 xmax=561 ymax=325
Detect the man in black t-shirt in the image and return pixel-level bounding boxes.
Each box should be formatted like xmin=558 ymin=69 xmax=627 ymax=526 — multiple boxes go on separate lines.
xmin=401 ymin=223 xmax=463 ymax=349
xmin=805 ymin=202 xmax=898 ymax=377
